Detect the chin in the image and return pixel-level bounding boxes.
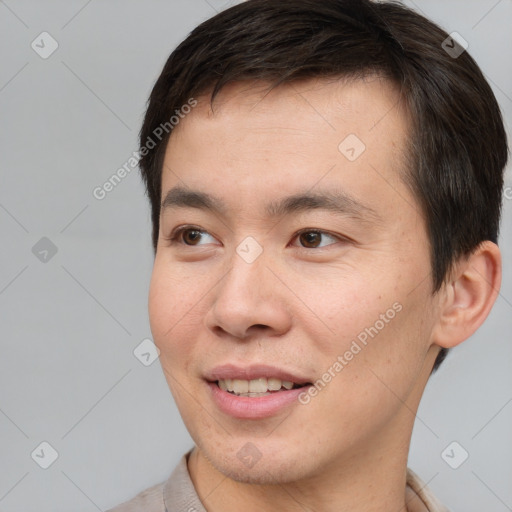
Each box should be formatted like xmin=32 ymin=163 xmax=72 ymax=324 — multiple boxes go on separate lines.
xmin=215 ymin=459 xmax=308 ymax=485
xmin=198 ymin=439 xmax=313 ymax=485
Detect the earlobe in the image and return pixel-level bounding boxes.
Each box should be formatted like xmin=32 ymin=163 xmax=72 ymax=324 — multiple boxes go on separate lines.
xmin=432 ymin=241 xmax=502 ymax=349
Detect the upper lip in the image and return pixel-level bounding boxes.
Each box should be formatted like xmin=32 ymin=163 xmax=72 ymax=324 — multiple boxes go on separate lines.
xmin=205 ymin=364 xmax=312 ymax=385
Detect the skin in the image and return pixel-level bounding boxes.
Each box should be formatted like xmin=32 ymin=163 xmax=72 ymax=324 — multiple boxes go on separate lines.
xmin=148 ymin=77 xmax=501 ymax=511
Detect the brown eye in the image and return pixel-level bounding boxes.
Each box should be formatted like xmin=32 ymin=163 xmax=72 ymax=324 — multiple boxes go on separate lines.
xmin=181 ymin=229 xmax=203 ymax=245
xmin=295 ymin=230 xmax=339 ymax=249
xmin=169 ymin=226 xmax=217 ymax=246
xmin=299 ymin=231 xmax=322 ymax=248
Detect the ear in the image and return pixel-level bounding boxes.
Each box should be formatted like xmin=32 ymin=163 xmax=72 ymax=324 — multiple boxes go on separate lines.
xmin=432 ymin=241 xmax=502 ymax=349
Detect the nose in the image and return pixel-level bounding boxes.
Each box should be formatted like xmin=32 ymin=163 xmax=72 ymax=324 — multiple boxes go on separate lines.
xmin=204 ymin=248 xmax=292 ymax=340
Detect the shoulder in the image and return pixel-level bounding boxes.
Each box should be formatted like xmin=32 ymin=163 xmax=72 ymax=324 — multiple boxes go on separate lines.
xmin=105 ymin=481 xmax=165 ymax=512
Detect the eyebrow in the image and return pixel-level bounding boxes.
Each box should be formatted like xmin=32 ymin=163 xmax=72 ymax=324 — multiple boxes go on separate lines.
xmin=160 ymin=185 xmax=382 ymax=223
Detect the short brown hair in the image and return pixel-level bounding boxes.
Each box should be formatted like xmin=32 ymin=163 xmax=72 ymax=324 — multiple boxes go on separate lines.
xmin=138 ymin=0 xmax=508 ymax=372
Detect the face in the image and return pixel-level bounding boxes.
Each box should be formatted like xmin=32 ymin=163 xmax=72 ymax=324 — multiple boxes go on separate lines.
xmin=149 ymin=77 xmax=442 ymax=485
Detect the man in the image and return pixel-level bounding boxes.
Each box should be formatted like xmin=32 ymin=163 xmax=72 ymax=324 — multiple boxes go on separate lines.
xmin=108 ymin=0 xmax=508 ymax=510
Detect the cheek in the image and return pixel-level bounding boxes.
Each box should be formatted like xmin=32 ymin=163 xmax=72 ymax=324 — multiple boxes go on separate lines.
xmin=148 ymin=266 xmax=198 ymax=412
xmin=285 ymin=267 xmax=393 ymax=354
xmin=148 ymin=265 xmax=171 ymax=344
xmin=330 ymin=290 xmax=434 ymax=410
xmin=305 ymin=304 xmax=432 ymax=449
xmin=148 ymin=261 xmax=194 ymax=358
xmin=303 ymin=268 xmax=432 ymax=398
xmin=149 ymin=257 xmax=204 ymax=332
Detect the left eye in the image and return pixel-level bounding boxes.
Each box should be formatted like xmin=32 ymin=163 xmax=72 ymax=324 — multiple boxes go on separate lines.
xmin=292 ymin=229 xmax=340 ymax=249
xmin=168 ymin=227 xmax=341 ymax=249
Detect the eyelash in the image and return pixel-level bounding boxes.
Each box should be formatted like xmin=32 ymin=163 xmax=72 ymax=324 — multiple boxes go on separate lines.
xmin=165 ymin=225 xmax=348 ymax=250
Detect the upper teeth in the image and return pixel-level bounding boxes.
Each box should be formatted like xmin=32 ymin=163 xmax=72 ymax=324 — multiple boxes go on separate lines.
xmin=218 ymin=378 xmax=294 ymax=394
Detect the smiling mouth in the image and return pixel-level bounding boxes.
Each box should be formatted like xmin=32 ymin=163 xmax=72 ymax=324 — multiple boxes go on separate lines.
xmin=215 ymin=377 xmax=311 ymax=397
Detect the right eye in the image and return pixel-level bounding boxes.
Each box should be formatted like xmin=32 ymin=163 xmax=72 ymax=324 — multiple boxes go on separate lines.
xmin=167 ymin=226 xmax=218 ymax=246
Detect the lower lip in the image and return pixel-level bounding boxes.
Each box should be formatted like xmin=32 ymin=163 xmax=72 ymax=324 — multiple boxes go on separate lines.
xmin=207 ymin=382 xmax=311 ymax=419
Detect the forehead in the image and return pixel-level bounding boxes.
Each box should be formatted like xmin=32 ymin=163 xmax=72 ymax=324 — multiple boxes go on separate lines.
xmin=189 ymin=76 xmax=409 ymax=135
xmin=162 ymin=76 xmax=417 ymax=223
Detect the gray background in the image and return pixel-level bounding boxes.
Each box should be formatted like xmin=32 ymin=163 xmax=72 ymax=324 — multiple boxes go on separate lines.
xmin=0 ymin=0 xmax=511 ymax=510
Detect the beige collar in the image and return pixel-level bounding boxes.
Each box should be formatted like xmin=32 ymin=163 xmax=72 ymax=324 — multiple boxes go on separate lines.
xmin=406 ymin=468 xmax=450 ymax=512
